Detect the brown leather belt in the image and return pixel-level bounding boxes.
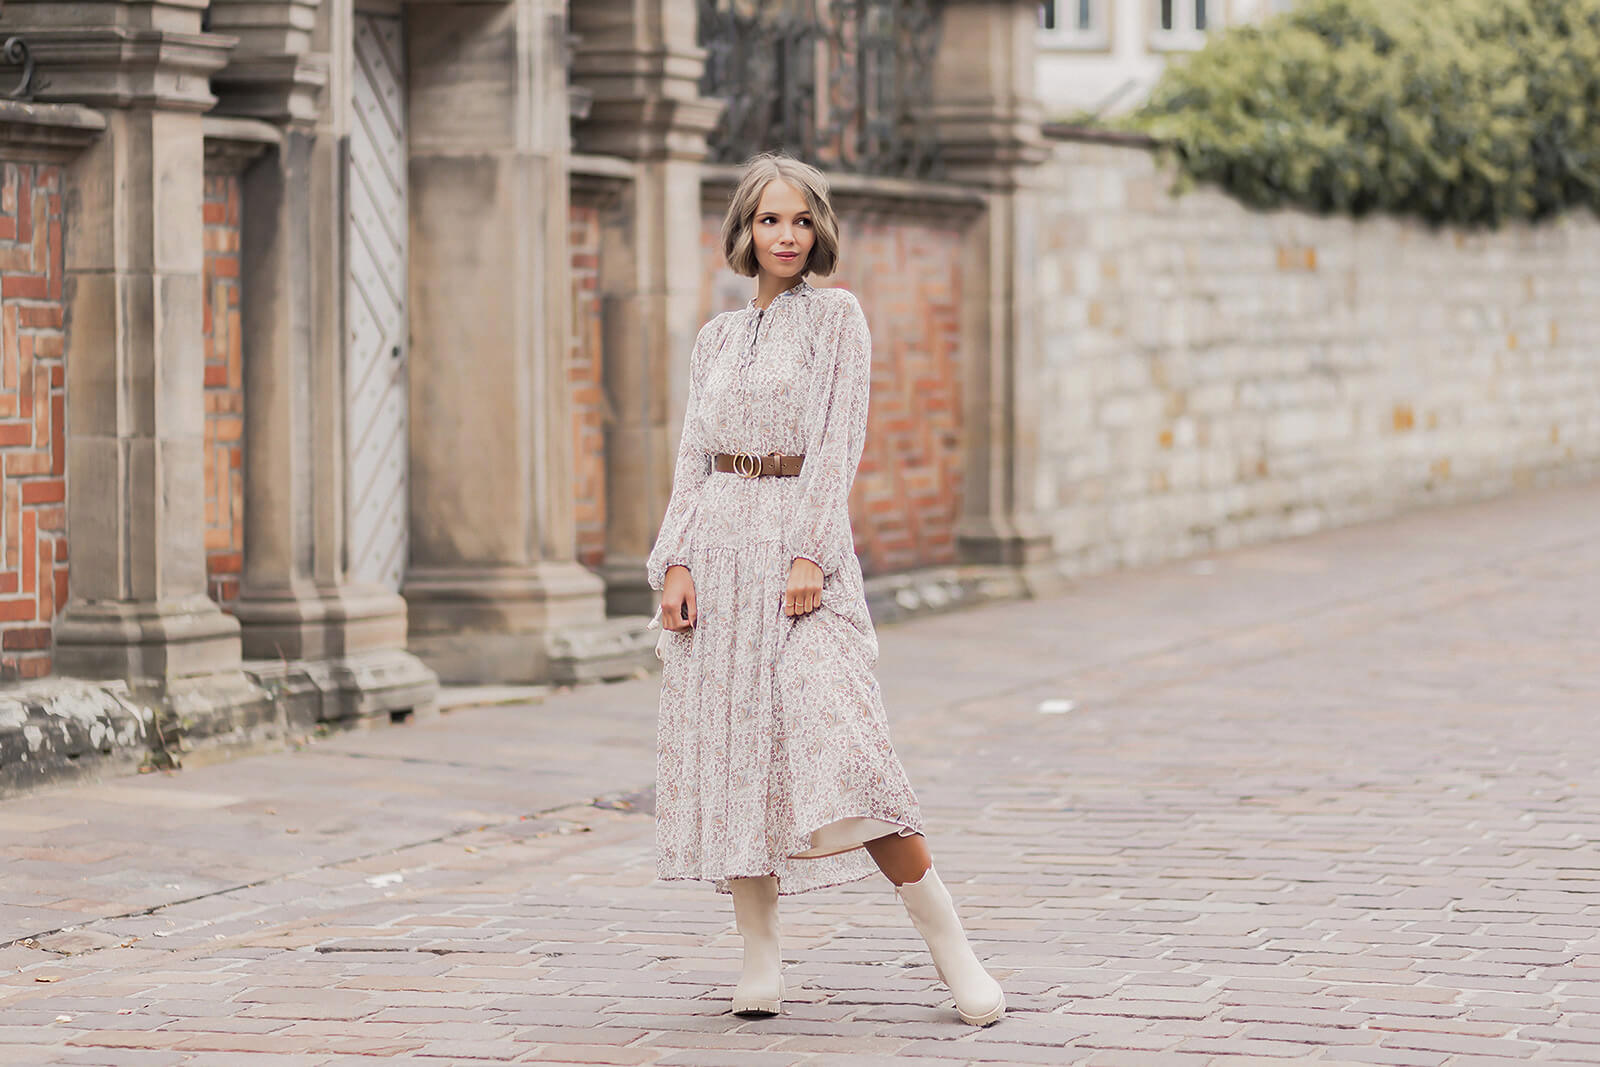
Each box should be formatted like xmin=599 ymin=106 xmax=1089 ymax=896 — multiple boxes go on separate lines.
xmin=712 ymin=452 xmax=805 ymax=478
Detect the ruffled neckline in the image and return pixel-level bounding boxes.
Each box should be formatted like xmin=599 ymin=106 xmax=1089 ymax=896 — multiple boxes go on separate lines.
xmin=747 ymin=279 xmax=812 ymax=312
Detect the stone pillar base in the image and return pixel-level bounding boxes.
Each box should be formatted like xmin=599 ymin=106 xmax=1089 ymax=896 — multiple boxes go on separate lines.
xmin=404 ymin=561 xmax=652 ymax=683
xmin=53 ymin=597 xmax=244 ymax=682
xmin=956 ymin=517 xmax=1055 ymax=567
xmin=545 ymin=617 xmax=657 ymax=685
xmin=233 ymin=586 xmax=410 ymax=661
xmin=159 ymin=668 xmax=279 ymax=755
xmin=232 ymin=586 xmax=437 ymax=723
xmin=597 ymin=556 xmax=656 ymax=618
xmin=406 ymin=621 xmax=657 ymax=686
xmin=245 ymin=648 xmax=439 ymax=728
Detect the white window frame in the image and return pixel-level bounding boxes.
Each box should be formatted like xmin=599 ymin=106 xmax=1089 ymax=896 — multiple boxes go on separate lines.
xmin=1149 ymin=0 xmax=1225 ymax=52
xmin=1038 ymin=0 xmax=1111 ymax=52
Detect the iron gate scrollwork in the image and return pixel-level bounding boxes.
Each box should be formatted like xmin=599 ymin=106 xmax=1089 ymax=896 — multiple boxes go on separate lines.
xmin=0 ymin=0 xmax=41 ymax=102
xmin=697 ymin=0 xmax=944 ymax=178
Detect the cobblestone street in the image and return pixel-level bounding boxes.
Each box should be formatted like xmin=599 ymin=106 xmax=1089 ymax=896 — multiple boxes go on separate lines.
xmin=1 ymin=482 xmax=1598 ymax=1066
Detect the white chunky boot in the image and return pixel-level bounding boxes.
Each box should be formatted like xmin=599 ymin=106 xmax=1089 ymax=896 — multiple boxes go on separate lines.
xmin=728 ymin=875 xmax=784 ymax=1016
xmin=895 ymin=867 xmax=1005 ymax=1026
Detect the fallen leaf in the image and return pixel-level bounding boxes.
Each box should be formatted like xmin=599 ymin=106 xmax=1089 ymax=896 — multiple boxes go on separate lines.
xmin=35 ymin=975 xmax=60 ymax=983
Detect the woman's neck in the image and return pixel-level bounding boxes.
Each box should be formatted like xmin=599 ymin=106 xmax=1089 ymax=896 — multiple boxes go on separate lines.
xmin=754 ymin=273 xmax=805 ymax=310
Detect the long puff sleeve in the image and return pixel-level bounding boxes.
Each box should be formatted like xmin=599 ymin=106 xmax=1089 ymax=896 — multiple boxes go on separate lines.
xmin=646 ymin=318 xmax=722 ymax=591
xmin=784 ymin=293 xmax=872 ymax=578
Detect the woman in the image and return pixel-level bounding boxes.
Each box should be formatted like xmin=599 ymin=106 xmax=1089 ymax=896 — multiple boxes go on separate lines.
xmin=646 ymin=154 xmax=1004 ymax=1027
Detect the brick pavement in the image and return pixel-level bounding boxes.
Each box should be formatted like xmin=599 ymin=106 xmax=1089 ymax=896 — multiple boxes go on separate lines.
xmin=0 ymin=481 xmax=1597 ymax=1065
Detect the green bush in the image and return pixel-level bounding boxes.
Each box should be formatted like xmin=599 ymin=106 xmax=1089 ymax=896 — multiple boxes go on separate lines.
xmin=1129 ymin=0 xmax=1600 ymax=226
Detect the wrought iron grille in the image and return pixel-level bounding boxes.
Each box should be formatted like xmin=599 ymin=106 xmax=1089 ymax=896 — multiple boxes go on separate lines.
xmin=697 ymin=0 xmax=944 ymax=178
xmin=0 ymin=0 xmax=41 ymax=102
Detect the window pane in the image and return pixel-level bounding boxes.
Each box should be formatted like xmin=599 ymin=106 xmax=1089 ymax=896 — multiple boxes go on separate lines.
xmin=1040 ymin=0 xmax=1056 ymax=29
xmin=1078 ymin=0 xmax=1092 ymax=30
xmin=1160 ymin=0 xmax=1174 ymax=31
xmin=1195 ymin=0 xmax=1207 ymax=30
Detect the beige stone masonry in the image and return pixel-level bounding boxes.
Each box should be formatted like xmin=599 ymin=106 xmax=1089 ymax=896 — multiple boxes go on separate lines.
xmin=925 ymin=0 xmax=1056 ymax=574
xmin=1034 ymin=135 xmax=1600 ymax=577
xmin=2 ymin=0 xmax=279 ymax=740
xmin=214 ymin=0 xmax=434 ymax=722
xmin=403 ymin=0 xmax=649 ymax=683
xmin=208 ymin=0 xmax=328 ymax=125
xmin=571 ymin=0 xmax=721 ymax=618
xmin=7 ymin=0 xmax=233 ymax=113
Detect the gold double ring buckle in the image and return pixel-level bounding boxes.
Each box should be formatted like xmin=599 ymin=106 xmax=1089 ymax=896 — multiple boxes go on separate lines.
xmin=732 ymin=451 xmax=763 ymax=478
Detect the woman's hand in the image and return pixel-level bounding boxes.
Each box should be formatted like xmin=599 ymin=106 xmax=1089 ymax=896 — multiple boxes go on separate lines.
xmin=661 ymin=565 xmax=697 ymax=631
xmin=783 ymin=557 xmax=824 ymax=618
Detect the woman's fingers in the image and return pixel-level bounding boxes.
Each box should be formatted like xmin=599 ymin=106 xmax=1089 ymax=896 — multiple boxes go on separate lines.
xmin=780 ymin=589 xmax=823 ymax=617
xmin=661 ymin=571 xmax=697 ymax=630
xmin=781 ymin=559 xmax=824 ymax=618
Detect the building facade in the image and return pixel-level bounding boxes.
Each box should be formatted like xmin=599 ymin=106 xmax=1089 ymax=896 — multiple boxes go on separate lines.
xmin=1036 ymin=0 xmax=1293 ymax=117
xmin=0 ymin=0 xmax=1594 ymax=794
xmin=0 ymin=0 xmax=1053 ymax=789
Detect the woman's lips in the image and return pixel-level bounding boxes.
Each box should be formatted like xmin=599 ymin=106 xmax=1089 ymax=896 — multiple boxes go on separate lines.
xmin=774 ymin=251 xmax=798 ymax=261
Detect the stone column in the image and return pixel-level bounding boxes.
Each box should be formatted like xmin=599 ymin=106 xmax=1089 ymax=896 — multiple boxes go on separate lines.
xmin=569 ymin=0 xmax=721 ymax=617
xmin=206 ymin=0 xmax=326 ymax=125
xmin=401 ymin=0 xmax=647 ymax=683
xmin=11 ymin=4 xmax=270 ymax=726
xmin=209 ymin=0 xmax=437 ymax=722
xmin=925 ymin=0 xmax=1056 ymax=571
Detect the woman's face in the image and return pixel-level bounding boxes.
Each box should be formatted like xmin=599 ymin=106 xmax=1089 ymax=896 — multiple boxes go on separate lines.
xmin=751 ymin=180 xmax=816 ymax=281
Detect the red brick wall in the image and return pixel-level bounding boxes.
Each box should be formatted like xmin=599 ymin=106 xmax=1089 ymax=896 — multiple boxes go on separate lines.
xmin=0 ymin=162 xmax=67 ymax=680
xmin=700 ymin=207 xmax=966 ymax=578
xmin=202 ymin=171 xmax=245 ymax=610
xmin=569 ymin=200 xmax=606 ymax=569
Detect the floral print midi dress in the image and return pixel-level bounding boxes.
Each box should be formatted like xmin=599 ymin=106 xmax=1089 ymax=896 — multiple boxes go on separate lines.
xmin=646 ymin=281 xmax=924 ymax=896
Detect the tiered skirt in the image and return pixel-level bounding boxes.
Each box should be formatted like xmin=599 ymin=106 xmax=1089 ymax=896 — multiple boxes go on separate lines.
xmin=654 ymin=471 xmax=923 ymax=895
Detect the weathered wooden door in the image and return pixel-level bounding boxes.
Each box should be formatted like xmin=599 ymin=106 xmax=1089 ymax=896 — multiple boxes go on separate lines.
xmin=346 ymin=11 xmax=409 ymax=590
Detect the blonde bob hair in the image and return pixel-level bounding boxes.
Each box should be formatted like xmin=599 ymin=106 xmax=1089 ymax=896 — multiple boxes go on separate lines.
xmin=720 ymin=153 xmax=840 ymax=278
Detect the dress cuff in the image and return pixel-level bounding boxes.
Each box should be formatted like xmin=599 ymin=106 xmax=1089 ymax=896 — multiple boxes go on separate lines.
xmin=789 ymin=549 xmax=836 ymax=576
xmin=647 ymin=560 xmax=690 ymax=592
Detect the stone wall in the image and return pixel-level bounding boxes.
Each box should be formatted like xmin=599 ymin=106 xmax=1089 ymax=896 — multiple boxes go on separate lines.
xmin=699 ymin=200 xmax=968 ymax=578
xmin=1036 ymin=136 xmax=1600 ymax=575
xmin=569 ymin=199 xmax=607 ymax=570
xmin=202 ymin=169 xmax=245 ymax=611
xmin=0 ymin=161 xmax=67 ymax=681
